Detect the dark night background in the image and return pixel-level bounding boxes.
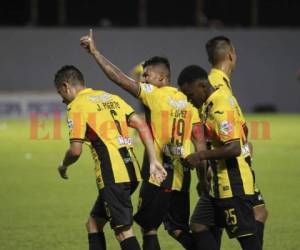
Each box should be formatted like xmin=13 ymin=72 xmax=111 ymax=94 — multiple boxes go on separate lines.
xmin=0 ymin=0 xmax=299 ymax=27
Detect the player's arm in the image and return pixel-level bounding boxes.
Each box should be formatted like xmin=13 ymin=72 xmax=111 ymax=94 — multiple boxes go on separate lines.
xmin=80 ymin=29 xmax=140 ymax=97
xmin=243 ymin=122 xmax=249 ymax=139
xmin=185 ymin=139 xmax=241 ymax=167
xmin=58 ymin=141 xmax=83 ymax=179
xmin=186 ymin=106 xmax=242 ymax=167
xmin=191 ymin=122 xmax=209 ymax=195
xmin=128 ymin=113 xmax=167 ymax=183
xmin=243 ymin=123 xmax=254 ymax=157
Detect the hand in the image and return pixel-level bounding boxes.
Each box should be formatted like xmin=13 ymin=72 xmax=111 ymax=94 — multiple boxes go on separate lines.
xmin=184 ymin=152 xmax=202 ymax=168
xmin=149 ymin=160 xmax=167 ymax=184
xmin=58 ymin=163 xmax=68 ymax=180
xmin=80 ymin=29 xmax=97 ymax=55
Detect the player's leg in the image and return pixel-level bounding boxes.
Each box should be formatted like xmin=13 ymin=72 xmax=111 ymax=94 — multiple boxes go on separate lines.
xmin=253 ymin=190 xmax=268 ymax=248
xmin=115 ymin=226 xmax=141 ymax=250
xmin=209 ymin=226 xmax=223 ymax=249
xmin=237 ymin=235 xmax=262 ymax=250
xmin=102 ymin=182 xmax=141 ymax=250
xmin=217 ymin=196 xmax=261 ymax=250
xmin=163 ymin=190 xmax=194 ymax=250
xmin=88 ymin=194 xmax=108 ymax=250
xmin=134 ymin=181 xmax=173 ymax=250
xmin=190 ymin=194 xmax=219 ymax=250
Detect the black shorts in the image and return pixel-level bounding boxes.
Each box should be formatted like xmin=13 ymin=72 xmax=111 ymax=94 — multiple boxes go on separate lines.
xmin=90 ymin=182 xmax=138 ymax=229
xmin=191 ymin=194 xmax=257 ymax=239
xmin=253 ymin=190 xmax=266 ymax=207
xmin=133 ymin=181 xmax=190 ymax=231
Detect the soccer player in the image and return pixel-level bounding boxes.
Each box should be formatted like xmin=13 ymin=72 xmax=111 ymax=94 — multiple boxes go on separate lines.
xmin=205 ymin=36 xmax=268 ymax=247
xmin=54 ymin=65 xmax=167 ymax=250
xmin=80 ymin=30 xmax=205 ymax=250
xmin=178 ymin=65 xmax=262 ymax=250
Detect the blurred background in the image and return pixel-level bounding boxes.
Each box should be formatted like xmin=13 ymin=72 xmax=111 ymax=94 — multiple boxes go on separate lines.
xmin=1 ymin=1 xmax=300 ymax=250
xmin=0 ymin=0 xmax=300 ymax=117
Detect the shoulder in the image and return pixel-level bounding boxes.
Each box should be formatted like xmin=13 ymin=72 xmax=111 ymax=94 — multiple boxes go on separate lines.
xmin=211 ymin=91 xmax=235 ymax=114
xmin=139 ymin=82 xmax=158 ymax=94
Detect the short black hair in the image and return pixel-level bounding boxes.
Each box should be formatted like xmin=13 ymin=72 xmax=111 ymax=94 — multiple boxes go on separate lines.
xmin=54 ymin=65 xmax=85 ymax=87
xmin=143 ymin=56 xmax=171 ymax=72
xmin=206 ymin=36 xmax=233 ymax=65
xmin=177 ymin=65 xmax=208 ymax=86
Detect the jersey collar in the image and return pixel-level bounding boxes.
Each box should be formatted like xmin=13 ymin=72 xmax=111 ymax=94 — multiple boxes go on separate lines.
xmin=203 ymin=89 xmax=220 ymax=110
xmin=210 ymin=68 xmax=230 ymax=84
xmin=77 ymin=88 xmax=93 ymax=96
xmin=67 ymin=88 xmax=93 ymax=108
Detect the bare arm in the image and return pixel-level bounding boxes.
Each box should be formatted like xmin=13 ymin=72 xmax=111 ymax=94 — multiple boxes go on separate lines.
xmin=191 ymin=123 xmax=209 ymax=195
xmin=128 ymin=113 xmax=167 ymax=183
xmin=243 ymin=123 xmax=254 ymax=157
xmin=198 ymin=140 xmax=241 ymax=160
xmin=128 ymin=113 xmax=156 ymax=163
xmin=80 ymin=29 xmax=140 ymax=97
xmin=185 ymin=140 xmax=241 ymax=168
xmin=58 ymin=141 xmax=83 ymax=179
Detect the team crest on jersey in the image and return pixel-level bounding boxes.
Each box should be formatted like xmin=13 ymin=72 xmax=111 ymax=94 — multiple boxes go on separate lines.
xmin=67 ymin=119 xmax=74 ymax=129
xmin=168 ymin=97 xmax=187 ymax=109
xmin=87 ymin=93 xmax=112 ymax=103
xmin=220 ymin=120 xmax=232 ymax=135
xmin=142 ymin=84 xmax=154 ymax=93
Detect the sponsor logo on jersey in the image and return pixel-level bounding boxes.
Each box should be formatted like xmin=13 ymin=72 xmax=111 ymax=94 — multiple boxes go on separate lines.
xmin=168 ymin=97 xmax=188 ymax=109
xmin=87 ymin=93 xmax=112 ymax=102
xmin=117 ymin=135 xmax=132 ymax=146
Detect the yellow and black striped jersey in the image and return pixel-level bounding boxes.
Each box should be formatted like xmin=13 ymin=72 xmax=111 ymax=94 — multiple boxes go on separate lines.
xmin=201 ymin=89 xmax=254 ymax=199
xmin=67 ymin=88 xmax=141 ymax=189
xmin=209 ymin=68 xmax=246 ymax=126
xmin=138 ymin=83 xmax=201 ymax=191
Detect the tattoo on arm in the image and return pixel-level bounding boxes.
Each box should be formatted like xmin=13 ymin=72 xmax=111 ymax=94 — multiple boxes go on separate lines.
xmin=93 ymin=51 xmax=140 ymax=97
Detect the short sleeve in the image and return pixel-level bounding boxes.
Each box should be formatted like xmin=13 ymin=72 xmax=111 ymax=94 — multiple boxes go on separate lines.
xmin=213 ymin=106 xmax=242 ymax=144
xmin=137 ymin=82 xmax=158 ymax=107
xmin=67 ymin=103 xmax=87 ymax=142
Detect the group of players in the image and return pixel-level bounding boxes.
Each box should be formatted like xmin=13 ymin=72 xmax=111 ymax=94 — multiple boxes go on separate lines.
xmin=55 ymin=29 xmax=268 ymax=250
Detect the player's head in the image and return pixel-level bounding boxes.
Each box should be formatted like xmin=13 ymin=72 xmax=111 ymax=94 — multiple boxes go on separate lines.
xmin=206 ymin=36 xmax=237 ymax=70
xmin=142 ymin=56 xmax=171 ymax=87
xmin=54 ymin=65 xmax=85 ymax=104
xmin=177 ymin=65 xmax=212 ymax=108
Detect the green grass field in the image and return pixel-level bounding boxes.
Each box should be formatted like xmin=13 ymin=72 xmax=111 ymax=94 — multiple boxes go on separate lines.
xmin=1 ymin=114 xmax=300 ymax=250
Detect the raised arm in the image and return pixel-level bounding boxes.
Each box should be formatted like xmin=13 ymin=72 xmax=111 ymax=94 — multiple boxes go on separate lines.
xmin=128 ymin=113 xmax=167 ymax=183
xmin=80 ymin=29 xmax=140 ymax=97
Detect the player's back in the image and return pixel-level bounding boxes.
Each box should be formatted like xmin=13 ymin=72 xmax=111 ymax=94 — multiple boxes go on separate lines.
xmin=67 ymin=88 xmax=141 ymax=189
xmin=138 ymin=83 xmax=200 ymax=191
